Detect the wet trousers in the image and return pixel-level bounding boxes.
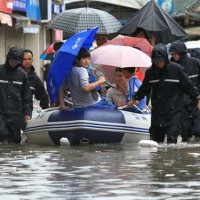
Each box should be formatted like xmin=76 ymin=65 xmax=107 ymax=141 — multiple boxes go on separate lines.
xmin=0 ymin=115 xmax=21 ymax=143
xmin=149 ymin=123 xmax=182 ymax=144
xmin=181 ymin=107 xmax=200 ymax=141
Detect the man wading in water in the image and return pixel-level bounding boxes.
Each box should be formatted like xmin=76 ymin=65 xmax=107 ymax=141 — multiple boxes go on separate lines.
xmin=128 ymin=43 xmax=200 ymax=144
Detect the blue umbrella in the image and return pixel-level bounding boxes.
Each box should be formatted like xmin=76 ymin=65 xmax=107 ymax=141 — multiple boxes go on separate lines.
xmin=47 ymin=27 xmax=99 ymax=104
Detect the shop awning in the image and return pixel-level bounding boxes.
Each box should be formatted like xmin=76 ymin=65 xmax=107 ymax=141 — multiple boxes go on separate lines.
xmin=12 ymin=14 xmax=30 ymax=21
xmin=12 ymin=14 xmax=31 ymax=28
xmin=0 ymin=12 xmax=12 ymax=26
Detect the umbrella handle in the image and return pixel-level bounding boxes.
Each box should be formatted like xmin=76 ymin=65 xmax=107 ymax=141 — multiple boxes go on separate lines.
xmin=88 ymin=72 xmax=115 ymax=88
xmin=89 ymin=65 xmax=114 ymax=87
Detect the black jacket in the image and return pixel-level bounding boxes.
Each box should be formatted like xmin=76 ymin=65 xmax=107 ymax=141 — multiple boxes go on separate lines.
xmin=0 ymin=62 xmax=32 ymax=120
xmin=170 ymin=41 xmax=200 ymax=92
xmin=170 ymin=40 xmax=200 ymax=108
xmin=133 ymin=44 xmax=200 ymax=127
xmin=190 ymin=48 xmax=200 ymax=60
xmin=178 ymin=55 xmax=200 ymax=91
xmin=26 ymin=66 xmax=49 ymax=109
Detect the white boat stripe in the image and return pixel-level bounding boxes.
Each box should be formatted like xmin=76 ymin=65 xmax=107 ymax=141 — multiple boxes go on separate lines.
xmin=26 ymin=123 xmax=149 ymax=132
xmin=27 ymin=122 xmax=149 ymax=131
xmin=26 ymin=121 xmax=149 ymax=134
xmin=26 ymin=125 xmax=149 ymax=134
xmin=29 ymin=119 xmax=150 ymax=127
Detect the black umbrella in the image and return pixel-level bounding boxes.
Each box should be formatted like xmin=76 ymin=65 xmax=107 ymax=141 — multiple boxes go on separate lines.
xmin=118 ymin=0 xmax=187 ymax=44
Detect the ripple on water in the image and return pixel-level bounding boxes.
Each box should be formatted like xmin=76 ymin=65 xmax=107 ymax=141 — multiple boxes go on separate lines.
xmin=0 ymin=142 xmax=200 ymax=199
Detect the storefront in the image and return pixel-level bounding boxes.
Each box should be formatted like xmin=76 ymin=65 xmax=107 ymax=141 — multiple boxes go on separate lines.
xmin=0 ymin=0 xmax=13 ymax=64
xmin=0 ymin=0 xmax=47 ymax=78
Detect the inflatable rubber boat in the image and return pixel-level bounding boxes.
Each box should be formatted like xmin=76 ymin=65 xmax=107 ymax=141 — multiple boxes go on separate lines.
xmin=25 ymin=108 xmax=151 ymax=146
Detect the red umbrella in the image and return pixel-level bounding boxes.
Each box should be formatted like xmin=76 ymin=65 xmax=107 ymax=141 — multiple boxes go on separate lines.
xmin=40 ymin=44 xmax=55 ymax=60
xmin=104 ymin=35 xmax=153 ymax=57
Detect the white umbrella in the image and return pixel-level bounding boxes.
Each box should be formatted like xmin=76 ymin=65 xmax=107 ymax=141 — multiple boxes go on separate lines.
xmin=47 ymin=7 xmax=122 ymax=35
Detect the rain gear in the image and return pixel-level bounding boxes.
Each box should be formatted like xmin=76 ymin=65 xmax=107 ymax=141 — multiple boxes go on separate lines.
xmin=133 ymin=44 xmax=200 ymax=143
xmin=190 ymin=48 xmax=200 ymax=59
xmin=25 ymin=65 xmax=49 ymax=109
xmin=169 ymin=40 xmax=200 ymax=93
xmin=0 ymin=49 xmax=32 ymax=142
xmin=169 ymin=40 xmax=200 ymax=140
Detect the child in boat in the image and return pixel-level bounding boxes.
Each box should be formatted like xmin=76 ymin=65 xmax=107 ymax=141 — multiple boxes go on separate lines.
xmin=59 ymin=48 xmax=115 ymax=110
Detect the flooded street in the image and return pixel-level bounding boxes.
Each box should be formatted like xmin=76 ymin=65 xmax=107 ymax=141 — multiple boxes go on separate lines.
xmin=0 ymin=142 xmax=200 ymax=200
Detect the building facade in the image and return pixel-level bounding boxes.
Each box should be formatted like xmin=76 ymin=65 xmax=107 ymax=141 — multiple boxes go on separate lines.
xmin=0 ymin=0 xmax=64 ymax=78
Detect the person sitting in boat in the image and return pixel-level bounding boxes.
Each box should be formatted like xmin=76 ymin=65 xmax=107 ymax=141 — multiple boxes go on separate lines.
xmin=106 ymin=67 xmax=127 ymax=106
xmin=61 ymin=65 xmax=102 ymax=108
xmin=59 ymin=48 xmax=115 ymax=110
xmin=86 ymin=65 xmax=107 ymax=96
xmin=119 ymin=67 xmax=147 ymax=113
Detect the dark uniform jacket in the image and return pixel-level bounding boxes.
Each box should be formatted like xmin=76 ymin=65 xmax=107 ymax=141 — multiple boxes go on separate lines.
xmin=179 ymin=55 xmax=200 ymax=91
xmin=190 ymin=48 xmax=200 ymax=60
xmin=170 ymin=41 xmax=200 ymax=91
xmin=170 ymin=41 xmax=200 ymax=108
xmin=133 ymin=45 xmax=200 ymax=127
xmin=26 ymin=66 xmax=49 ymax=109
xmin=0 ymin=62 xmax=32 ymax=122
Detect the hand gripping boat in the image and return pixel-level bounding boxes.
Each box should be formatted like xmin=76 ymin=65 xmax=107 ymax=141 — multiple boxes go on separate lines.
xmin=25 ymin=108 xmax=151 ymax=146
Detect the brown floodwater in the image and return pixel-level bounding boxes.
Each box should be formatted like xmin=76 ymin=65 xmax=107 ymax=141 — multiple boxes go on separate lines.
xmin=0 ymin=142 xmax=200 ymax=200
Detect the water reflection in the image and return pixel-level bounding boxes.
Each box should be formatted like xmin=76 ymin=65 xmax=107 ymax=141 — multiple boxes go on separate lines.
xmin=0 ymin=143 xmax=200 ymax=199
xmin=148 ymin=144 xmax=200 ymax=199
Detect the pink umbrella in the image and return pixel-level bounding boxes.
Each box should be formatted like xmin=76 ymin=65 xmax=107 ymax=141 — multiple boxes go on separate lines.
xmin=91 ymin=45 xmax=151 ymax=83
xmin=93 ymin=35 xmax=152 ymax=83
xmin=103 ymin=35 xmax=153 ymax=56
xmin=91 ymin=45 xmax=151 ymax=67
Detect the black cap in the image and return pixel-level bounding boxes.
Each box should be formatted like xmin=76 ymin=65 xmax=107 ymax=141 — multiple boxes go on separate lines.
xmin=7 ymin=47 xmax=23 ymax=64
xmin=152 ymin=55 xmax=165 ymax=63
xmin=152 ymin=51 xmax=165 ymax=63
